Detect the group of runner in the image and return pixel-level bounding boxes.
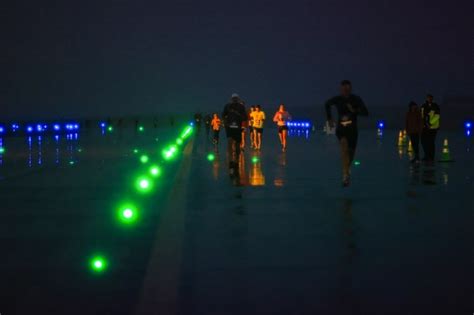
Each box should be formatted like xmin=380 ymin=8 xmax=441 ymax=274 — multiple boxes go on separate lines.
xmin=213 ymin=80 xmax=439 ymax=187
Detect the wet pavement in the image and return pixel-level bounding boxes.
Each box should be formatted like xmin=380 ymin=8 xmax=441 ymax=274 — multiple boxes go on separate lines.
xmin=0 ymin=126 xmax=472 ymax=314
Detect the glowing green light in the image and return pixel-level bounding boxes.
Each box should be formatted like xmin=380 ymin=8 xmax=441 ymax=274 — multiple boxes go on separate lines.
xmin=117 ymin=202 xmax=138 ymax=225
xmin=107 ymin=126 xmax=113 ymax=132
xmin=176 ymin=138 xmax=183 ymax=145
xmin=140 ymin=155 xmax=149 ymax=164
xmin=138 ymin=126 xmax=144 ymax=132
xmin=77 ymin=148 xmax=83 ymax=153
xmin=162 ymin=145 xmax=178 ymax=160
xmin=0 ymin=147 xmax=5 ymax=154
xmin=207 ymin=153 xmax=215 ymax=161
xmin=180 ymin=126 xmax=193 ymax=139
xmin=252 ymin=156 xmax=259 ymax=163
xmin=136 ymin=177 xmax=153 ymax=192
xmin=90 ymin=256 xmax=107 ymax=273
xmin=69 ymin=161 xmax=75 ymax=165
xmin=354 ymin=160 xmax=361 ymax=166
xmin=133 ymin=149 xmax=139 ymax=154
xmin=149 ymin=165 xmax=162 ymax=177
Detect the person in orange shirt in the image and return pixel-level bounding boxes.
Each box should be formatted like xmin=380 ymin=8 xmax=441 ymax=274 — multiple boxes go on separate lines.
xmin=272 ymin=104 xmax=291 ymax=152
xmin=210 ymin=113 xmax=222 ymax=145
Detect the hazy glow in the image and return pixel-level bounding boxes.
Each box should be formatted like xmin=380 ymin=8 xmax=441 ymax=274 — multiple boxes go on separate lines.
xmin=354 ymin=160 xmax=361 ymax=166
xmin=136 ymin=177 xmax=153 ymax=192
xmin=251 ymin=156 xmax=259 ymax=163
xmin=149 ymin=165 xmax=162 ymax=177
xmin=140 ymin=155 xmax=149 ymax=164
xmin=207 ymin=153 xmax=215 ymax=161
xmin=90 ymin=256 xmax=107 ymax=273
xmin=0 ymin=147 xmax=4 ymax=154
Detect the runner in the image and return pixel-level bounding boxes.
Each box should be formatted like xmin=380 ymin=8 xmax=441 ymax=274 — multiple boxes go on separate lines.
xmin=222 ymin=94 xmax=248 ymax=177
xmin=248 ymin=106 xmax=256 ymax=148
xmin=210 ymin=113 xmax=222 ymax=145
xmin=272 ymin=104 xmax=292 ymax=152
xmin=325 ymin=80 xmax=368 ymax=187
xmin=252 ymin=105 xmax=265 ymax=150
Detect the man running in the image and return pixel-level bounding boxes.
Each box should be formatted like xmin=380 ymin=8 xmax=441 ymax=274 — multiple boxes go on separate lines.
xmin=210 ymin=113 xmax=221 ymax=145
xmin=325 ymin=80 xmax=368 ymax=187
xmin=222 ymin=94 xmax=248 ymax=176
xmin=252 ymin=105 xmax=265 ymax=150
xmin=420 ymin=94 xmax=440 ymax=163
xmin=272 ymin=104 xmax=291 ymax=152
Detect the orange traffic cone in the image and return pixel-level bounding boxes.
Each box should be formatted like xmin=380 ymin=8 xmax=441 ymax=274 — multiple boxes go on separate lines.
xmin=439 ymin=138 xmax=454 ymax=162
xmin=397 ymin=131 xmax=404 ymax=147
xmin=407 ymin=139 xmax=413 ymax=153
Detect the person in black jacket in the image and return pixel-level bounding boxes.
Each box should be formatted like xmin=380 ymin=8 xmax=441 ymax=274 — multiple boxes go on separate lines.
xmin=420 ymin=94 xmax=441 ymax=163
xmin=222 ymin=94 xmax=248 ymax=176
xmin=325 ymin=80 xmax=369 ymax=187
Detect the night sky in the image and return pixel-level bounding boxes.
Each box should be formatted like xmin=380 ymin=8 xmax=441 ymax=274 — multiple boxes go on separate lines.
xmin=2 ymin=0 xmax=473 ymax=118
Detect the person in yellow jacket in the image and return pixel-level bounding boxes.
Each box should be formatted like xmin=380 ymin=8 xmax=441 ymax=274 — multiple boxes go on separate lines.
xmin=210 ymin=113 xmax=222 ymax=145
xmin=420 ymin=94 xmax=440 ymax=163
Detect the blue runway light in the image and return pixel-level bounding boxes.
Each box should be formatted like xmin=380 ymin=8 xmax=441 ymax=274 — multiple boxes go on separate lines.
xmin=100 ymin=122 xmax=106 ymax=128
xmin=53 ymin=124 xmax=61 ymax=131
xmin=377 ymin=120 xmax=385 ymax=129
xmin=36 ymin=125 xmax=44 ymax=132
xmin=0 ymin=126 xmax=4 ymax=133
xmin=27 ymin=126 xmax=33 ymax=133
xmin=73 ymin=124 xmax=79 ymax=130
xmin=465 ymin=121 xmax=472 ymax=129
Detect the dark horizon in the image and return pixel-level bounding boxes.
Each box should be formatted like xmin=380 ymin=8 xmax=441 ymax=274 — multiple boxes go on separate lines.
xmin=2 ymin=0 xmax=473 ymax=119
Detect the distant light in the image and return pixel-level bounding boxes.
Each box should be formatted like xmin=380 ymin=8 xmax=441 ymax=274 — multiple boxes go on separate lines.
xmin=467 ymin=130 xmax=471 ymax=137
xmin=27 ymin=126 xmax=33 ymax=133
xmin=69 ymin=161 xmax=75 ymax=165
xmin=107 ymin=126 xmax=113 ymax=132
xmin=73 ymin=124 xmax=79 ymax=130
xmin=138 ymin=126 xmax=144 ymax=132
xmin=207 ymin=153 xmax=215 ymax=161
xmin=176 ymin=138 xmax=183 ymax=145
xmin=465 ymin=121 xmax=472 ymax=129
xmin=0 ymin=126 xmax=4 ymax=133
xmin=377 ymin=120 xmax=385 ymax=129
xmin=354 ymin=160 xmax=361 ymax=166
xmin=136 ymin=177 xmax=152 ymax=192
xmin=140 ymin=155 xmax=149 ymax=164
xmin=90 ymin=256 xmax=107 ymax=273
xmin=36 ymin=124 xmax=43 ymax=132
xmin=100 ymin=122 xmax=106 ymax=128
xmin=149 ymin=165 xmax=162 ymax=177
xmin=0 ymin=147 xmax=5 ymax=154
xmin=133 ymin=148 xmax=139 ymax=154
xmin=53 ymin=124 xmax=61 ymax=131
xmin=252 ymin=156 xmax=259 ymax=163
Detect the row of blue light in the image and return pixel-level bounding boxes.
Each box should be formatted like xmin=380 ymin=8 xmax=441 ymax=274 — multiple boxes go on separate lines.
xmin=465 ymin=120 xmax=472 ymax=136
xmin=287 ymin=121 xmax=311 ymax=128
xmin=0 ymin=123 xmax=80 ymax=134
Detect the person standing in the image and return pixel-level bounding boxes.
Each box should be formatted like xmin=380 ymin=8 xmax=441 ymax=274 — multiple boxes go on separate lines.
xmin=272 ymin=104 xmax=291 ymax=152
xmin=406 ymin=101 xmax=422 ymax=163
xmin=210 ymin=113 xmax=222 ymax=145
xmin=222 ymin=94 xmax=248 ymax=176
xmin=420 ymin=94 xmax=440 ymax=163
xmin=252 ymin=105 xmax=266 ymax=150
xmin=325 ymin=80 xmax=369 ymax=187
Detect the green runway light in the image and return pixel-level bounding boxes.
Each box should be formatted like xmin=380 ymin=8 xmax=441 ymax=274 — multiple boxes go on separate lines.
xmin=354 ymin=160 xmax=361 ymax=166
xmin=117 ymin=203 xmax=138 ymax=225
xmin=252 ymin=156 xmax=259 ymax=163
xmin=176 ymin=138 xmax=183 ymax=145
xmin=90 ymin=256 xmax=107 ymax=273
xmin=138 ymin=126 xmax=144 ymax=132
xmin=77 ymin=148 xmax=83 ymax=153
xmin=162 ymin=145 xmax=178 ymax=160
xmin=136 ymin=176 xmax=153 ymax=192
xmin=207 ymin=153 xmax=215 ymax=161
xmin=140 ymin=155 xmax=149 ymax=164
xmin=180 ymin=126 xmax=193 ymax=139
xmin=107 ymin=126 xmax=113 ymax=132
xmin=149 ymin=165 xmax=162 ymax=177
xmin=133 ymin=148 xmax=139 ymax=154
xmin=0 ymin=147 xmax=5 ymax=154
xmin=69 ymin=161 xmax=75 ymax=165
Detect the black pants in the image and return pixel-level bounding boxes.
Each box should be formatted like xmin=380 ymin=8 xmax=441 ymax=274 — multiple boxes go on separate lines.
xmin=336 ymin=126 xmax=358 ymax=178
xmin=225 ymin=127 xmax=242 ymax=168
xmin=409 ymin=133 xmax=420 ymax=159
xmin=421 ymin=129 xmax=437 ymax=161
xmin=213 ymin=130 xmax=220 ymax=142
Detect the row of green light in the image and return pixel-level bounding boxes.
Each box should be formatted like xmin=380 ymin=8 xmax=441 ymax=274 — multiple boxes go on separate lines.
xmin=89 ymin=123 xmax=194 ymax=273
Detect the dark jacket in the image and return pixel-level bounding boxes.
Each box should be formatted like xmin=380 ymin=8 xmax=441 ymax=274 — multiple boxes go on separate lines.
xmin=325 ymin=94 xmax=368 ymax=130
xmin=222 ymin=99 xmax=247 ymax=129
xmin=406 ymin=109 xmax=422 ymax=134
